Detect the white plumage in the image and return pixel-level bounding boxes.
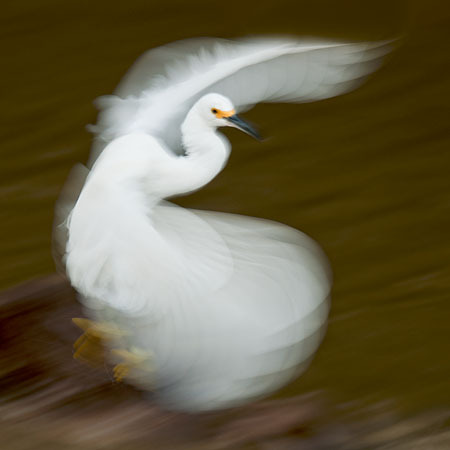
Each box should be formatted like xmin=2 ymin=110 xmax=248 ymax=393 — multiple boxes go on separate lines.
xmin=55 ymin=36 xmax=390 ymax=411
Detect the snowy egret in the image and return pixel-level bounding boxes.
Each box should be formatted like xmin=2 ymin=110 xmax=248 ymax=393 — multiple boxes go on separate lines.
xmin=55 ymin=36 xmax=390 ymax=412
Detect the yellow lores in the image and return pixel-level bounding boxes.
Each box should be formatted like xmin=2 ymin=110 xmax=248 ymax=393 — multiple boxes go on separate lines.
xmin=212 ymin=108 xmax=235 ymax=119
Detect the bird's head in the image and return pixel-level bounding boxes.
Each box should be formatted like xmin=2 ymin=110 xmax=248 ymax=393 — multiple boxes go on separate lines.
xmin=194 ymin=93 xmax=261 ymax=140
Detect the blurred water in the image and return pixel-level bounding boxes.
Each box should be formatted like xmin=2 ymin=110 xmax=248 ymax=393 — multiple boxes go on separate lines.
xmin=1 ymin=0 xmax=449 ymax=439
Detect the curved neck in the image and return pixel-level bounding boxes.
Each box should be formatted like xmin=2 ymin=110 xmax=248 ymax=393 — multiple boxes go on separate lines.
xmin=166 ymin=113 xmax=230 ymax=197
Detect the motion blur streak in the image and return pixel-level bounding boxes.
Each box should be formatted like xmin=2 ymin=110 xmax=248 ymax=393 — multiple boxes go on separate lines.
xmin=2 ymin=0 xmax=450 ymax=449
xmin=57 ymin=35 xmax=388 ymax=411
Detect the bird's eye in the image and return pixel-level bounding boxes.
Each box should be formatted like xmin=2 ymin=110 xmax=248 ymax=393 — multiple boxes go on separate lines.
xmin=211 ymin=108 xmax=218 ymax=114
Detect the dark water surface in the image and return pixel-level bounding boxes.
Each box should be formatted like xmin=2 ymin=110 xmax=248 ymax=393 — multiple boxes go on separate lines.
xmin=1 ymin=0 xmax=449 ymax=445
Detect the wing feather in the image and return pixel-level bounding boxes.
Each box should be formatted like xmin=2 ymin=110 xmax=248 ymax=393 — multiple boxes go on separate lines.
xmin=89 ymin=36 xmax=392 ymax=161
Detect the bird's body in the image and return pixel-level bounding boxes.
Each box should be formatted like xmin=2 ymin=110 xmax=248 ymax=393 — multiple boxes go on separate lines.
xmin=55 ymin=36 xmax=390 ymax=411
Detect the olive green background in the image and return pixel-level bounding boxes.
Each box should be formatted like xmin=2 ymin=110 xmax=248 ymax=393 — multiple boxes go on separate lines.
xmin=1 ymin=0 xmax=449 ymax=416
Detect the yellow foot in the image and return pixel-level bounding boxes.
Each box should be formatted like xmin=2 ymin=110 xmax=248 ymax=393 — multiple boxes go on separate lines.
xmin=111 ymin=347 xmax=154 ymax=386
xmin=72 ymin=318 xmax=127 ymax=367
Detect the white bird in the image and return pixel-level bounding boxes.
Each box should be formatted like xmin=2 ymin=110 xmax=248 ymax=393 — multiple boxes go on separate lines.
xmin=55 ymin=36 xmax=390 ymax=412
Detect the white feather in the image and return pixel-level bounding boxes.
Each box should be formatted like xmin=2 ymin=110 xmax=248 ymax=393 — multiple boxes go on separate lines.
xmin=56 ymin=36 xmax=390 ymax=411
xmin=89 ymin=36 xmax=391 ymax=161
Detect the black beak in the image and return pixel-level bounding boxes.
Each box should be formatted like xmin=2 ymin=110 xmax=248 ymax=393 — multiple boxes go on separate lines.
xmin=226 ymin=114 xmax=262 ymax=141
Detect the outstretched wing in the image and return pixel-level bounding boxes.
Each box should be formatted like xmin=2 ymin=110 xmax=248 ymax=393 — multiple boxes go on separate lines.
xmin=89 ymin=36 xmax=392 ymax=161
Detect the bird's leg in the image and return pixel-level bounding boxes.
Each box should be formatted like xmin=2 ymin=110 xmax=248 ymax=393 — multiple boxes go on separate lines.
xmin=72 ymin=318 xmax=127 ymax=367
xmin=111 ymin=347 xmax=154 ymax=386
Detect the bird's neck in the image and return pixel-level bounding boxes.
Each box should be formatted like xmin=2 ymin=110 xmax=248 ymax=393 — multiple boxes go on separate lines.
xmin=173 ymin=115 xmax=230 ymax=196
